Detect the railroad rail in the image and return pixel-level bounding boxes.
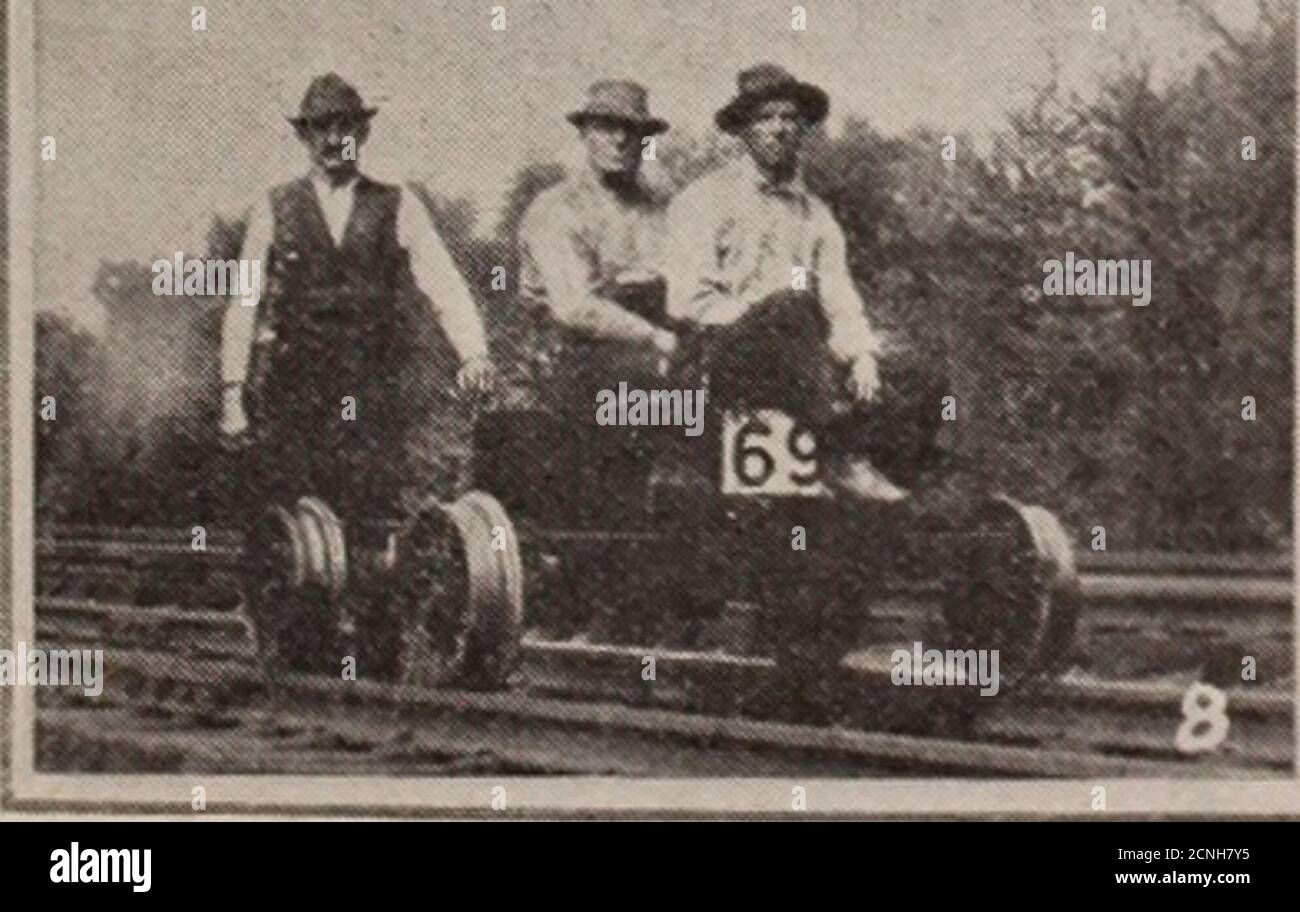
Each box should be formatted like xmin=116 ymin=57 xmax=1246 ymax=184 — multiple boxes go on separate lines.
xmin=36 ymin=644 xmax=1286 ymax=779
xmin=36 ymin=526 xmax=1295 ymax=681
xmin=35 ymin=593 xmax=1295 ymax=776
xmin=37 ymin=525 xmax=1293 ymax=602
xmin=30 ymin=525 xmax=1296 ymax=776
xmin=36 ymin=523 xmax=1292 ymax=565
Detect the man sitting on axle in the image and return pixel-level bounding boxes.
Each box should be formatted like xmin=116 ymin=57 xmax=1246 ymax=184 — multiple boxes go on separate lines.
xmin=512 ymin=80 xmax=678 ymax=527
xmin=667 ymin=64 xmax=939 ymax=502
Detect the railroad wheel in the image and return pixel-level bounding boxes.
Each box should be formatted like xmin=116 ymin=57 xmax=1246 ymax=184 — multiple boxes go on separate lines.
xmin=458 ymin=491 xmax=526 ymax=653
xmin=241 ymin=500 xmax=343 ymax=674
xmin=939 ymin=495 xmax=1079 ymax=689
xmin=296 ymin=496 xmax=349 ymax=595
xmin=296 ymin=496 xmax=355 ymax=660
xmin=393 ymin=491 xmax=524 ymax=689
xmin=241 ymin=503 xmax=308 ymax=670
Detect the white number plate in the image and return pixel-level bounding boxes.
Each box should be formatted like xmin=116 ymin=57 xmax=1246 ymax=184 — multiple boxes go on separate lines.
xmin=720 ymin=409 xmax=831 ymax=497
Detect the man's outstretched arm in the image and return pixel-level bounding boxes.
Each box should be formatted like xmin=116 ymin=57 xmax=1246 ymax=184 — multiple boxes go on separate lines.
xmin=521 ymin=201 xmax=668 ymax=346
xmin=218 ymin=199 xmax=272 ymax=436
xmin=400 ymin=195 xmax=489 ymax=361
xmin=817 ymin=215 xmax=883 ymax=401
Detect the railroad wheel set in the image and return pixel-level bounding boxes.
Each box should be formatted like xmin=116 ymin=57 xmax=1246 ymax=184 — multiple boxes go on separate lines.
xmin=937 ymin=495 xmax=1081 ymax=686
xmin=239 ymin=487 xmax=1080 ymax=696
xmin=242 ymin=490 xmax=524 ymax=688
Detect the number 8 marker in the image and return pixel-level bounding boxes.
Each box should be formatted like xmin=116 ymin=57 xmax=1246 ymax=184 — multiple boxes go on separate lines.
xmin=1175 ymin=682 xmax=1229 ymax=755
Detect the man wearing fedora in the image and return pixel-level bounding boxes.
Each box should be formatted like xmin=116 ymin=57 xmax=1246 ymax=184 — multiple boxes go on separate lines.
xmin=511 ymin=81 xmax=678 ymax=522
xmin=495 ymin=80 xmax=676 ymax=638
xmin=667 ymin=64 xmax=939 ymax=502
xmin=219 ymin=73 xmax=495 ymax=523
xmin=518 ymin=80 xmax=677 ymax=371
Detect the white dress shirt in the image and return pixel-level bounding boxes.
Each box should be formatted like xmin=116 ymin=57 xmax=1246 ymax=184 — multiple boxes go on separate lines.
xmin=665 ymin=157 xmax=881 ymax=363
xmin=308 ymin=172 xmax=358 ymax=245
xmin=517 ymin=168 xmax=669 ymax=344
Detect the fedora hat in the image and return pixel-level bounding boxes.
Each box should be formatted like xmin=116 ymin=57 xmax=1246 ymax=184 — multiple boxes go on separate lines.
xmin=567 ymin=80 xmax=669 ymax=135
xmin=288 ymin=73 xmax=378 ymax=128
xmin=715 ymin=64 xmax=829 ymax=134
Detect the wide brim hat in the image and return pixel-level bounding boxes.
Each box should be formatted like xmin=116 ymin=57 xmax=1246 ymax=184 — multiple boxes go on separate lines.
xmin=288 ymin=73 xmax=378 ymax=128
xmin=567 ymin=79 xmax=669 ymax=135
xmin=715 ymin=63 xmax=829 ymax=135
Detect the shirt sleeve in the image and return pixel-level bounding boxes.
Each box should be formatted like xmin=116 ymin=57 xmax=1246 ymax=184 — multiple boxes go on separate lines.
xmin=521 ymin=197 xmax=662 ymax=344
xmin=817 ymin=210 xmax=882 ymax=363
xmin=398 ymin=192 xmax=490 ymax=364
xmin=219 ymin=196 xmax=272 ymax=385
xmin=664 ymin=181 xmax=748 ymax=326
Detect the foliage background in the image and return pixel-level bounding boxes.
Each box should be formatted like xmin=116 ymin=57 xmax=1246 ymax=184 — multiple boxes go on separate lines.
xmin=35 ymin=3 xmax=1293 ymax=552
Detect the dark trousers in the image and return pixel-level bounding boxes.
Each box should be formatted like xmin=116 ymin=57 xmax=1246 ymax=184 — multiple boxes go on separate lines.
xmin=563 ymin=336 xmax=667 ymax=527
xmin=242 ymin=350 xmax=409 ymax=527
xmin=474 ymin=331 xmax=667 ymax=529
xmin=677 ymin=290 xmax=946 ymax=489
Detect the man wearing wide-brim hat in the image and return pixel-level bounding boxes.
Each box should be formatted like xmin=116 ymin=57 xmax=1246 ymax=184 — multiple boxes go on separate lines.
xmin=482 ymin=80 xmax=675 ymax=636
xmin=667 ymin=64 xmax=942 ymax=502
xmin=509 ymin=78 xmax=678 ymax=513
xmin=219 ymin=73 xmax=496 ymax=523
xmin=518 ymin=79 xmax=674 ymax=356
xmin=712 ymin=62 xmax=830 ymax=136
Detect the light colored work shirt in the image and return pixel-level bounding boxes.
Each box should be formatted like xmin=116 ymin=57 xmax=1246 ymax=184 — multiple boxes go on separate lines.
xmin=518 ymin=168 xmax=670 ymax=344
xmin=220 ymin=172 xmax=489 ymax=384
xmin=665 ymin=157 xmax=881 ymax=363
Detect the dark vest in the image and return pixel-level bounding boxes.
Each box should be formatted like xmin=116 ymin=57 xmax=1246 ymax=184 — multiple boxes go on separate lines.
xmin=258 ymin=175 xmax=413 ymax=417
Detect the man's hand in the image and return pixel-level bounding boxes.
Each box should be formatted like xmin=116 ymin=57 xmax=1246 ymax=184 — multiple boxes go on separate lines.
xmin=653 ymin=328 xmax=678 ymax=357
xmin=846 ymin=353 xmax=882 ymax=404
xmin=652 ymin=328 xmax=677 ymax=375
xmin=220 ymin=384 xmax=250 ymax=438
xmin=615 ymin=269 xmax=664 ymax=287
xmin=456 ymin=354 xmax=496 ymax=394
xmin=700 ymin=297 xmax=753 ymax=327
